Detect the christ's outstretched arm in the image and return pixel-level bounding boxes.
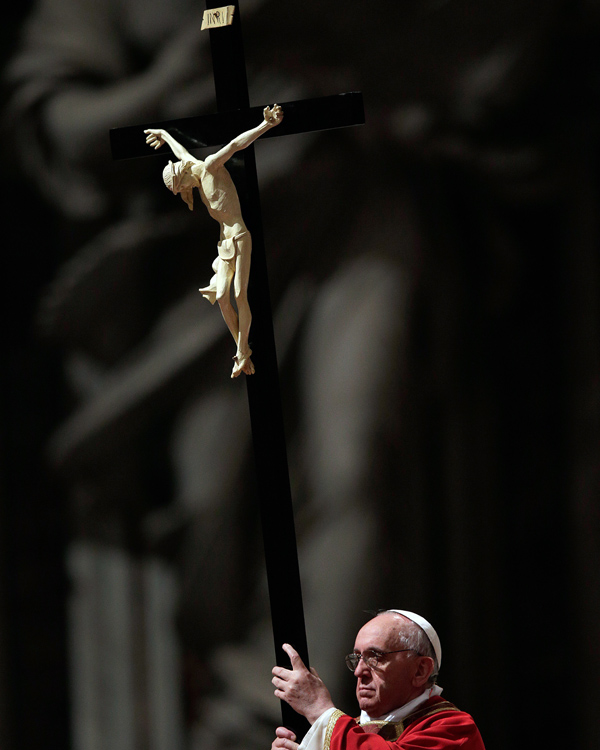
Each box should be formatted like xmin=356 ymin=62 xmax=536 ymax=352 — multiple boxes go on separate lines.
xmin=144 ymin=104 xmax=282 ymax=168
xmin=205 ymin=105 xmax=283 ymax=171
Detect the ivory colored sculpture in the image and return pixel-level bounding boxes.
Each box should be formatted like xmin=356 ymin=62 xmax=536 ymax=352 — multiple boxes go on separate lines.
xmin=145 ymin=104 xmax=284 ymax=377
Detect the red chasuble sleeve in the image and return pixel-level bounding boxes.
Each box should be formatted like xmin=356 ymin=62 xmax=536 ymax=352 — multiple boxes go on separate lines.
xmin=326 ymin=706 xmax=486 ymax=750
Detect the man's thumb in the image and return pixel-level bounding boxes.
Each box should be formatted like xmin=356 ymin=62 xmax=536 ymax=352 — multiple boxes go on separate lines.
xmin=282 ymin=643 xmax=304 ymax=668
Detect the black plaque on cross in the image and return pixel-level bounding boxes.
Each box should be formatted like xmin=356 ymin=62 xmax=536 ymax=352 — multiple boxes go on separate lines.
xmin=110 ymin=0 xmax=364 ymax=738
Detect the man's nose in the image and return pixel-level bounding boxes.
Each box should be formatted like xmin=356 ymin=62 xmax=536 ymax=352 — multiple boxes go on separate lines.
xmin=354 ymin=658 xmax=370 ymax=677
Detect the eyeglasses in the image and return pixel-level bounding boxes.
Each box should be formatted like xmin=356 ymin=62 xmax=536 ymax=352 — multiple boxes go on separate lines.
xmin=345 ymin=648 xmax=417 ymax=671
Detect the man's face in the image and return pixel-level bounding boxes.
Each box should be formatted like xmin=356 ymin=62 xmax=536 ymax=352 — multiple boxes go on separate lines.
xmin=352 ymin=614 xmax=426 ymax=717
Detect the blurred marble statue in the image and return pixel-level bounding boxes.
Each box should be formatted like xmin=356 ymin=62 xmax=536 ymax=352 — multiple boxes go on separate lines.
xmin=145 ymin=104 xmax=284 ymax=377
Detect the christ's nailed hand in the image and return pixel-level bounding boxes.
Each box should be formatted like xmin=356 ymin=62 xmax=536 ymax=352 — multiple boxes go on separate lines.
xmin=264 ymin=104 xmax=284 ymax=126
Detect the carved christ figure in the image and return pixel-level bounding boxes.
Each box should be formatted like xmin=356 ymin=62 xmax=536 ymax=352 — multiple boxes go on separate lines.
xmin=145 ymin=104 xmax=284 ymax=377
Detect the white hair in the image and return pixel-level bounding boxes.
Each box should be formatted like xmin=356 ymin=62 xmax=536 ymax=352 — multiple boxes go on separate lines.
xmin=379 ymin=610 xmax=440 ymax=684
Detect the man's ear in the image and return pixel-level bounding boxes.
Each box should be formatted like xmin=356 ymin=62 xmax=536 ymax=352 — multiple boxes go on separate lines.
xmin=412 ymin=656 xmax=435 ymax=688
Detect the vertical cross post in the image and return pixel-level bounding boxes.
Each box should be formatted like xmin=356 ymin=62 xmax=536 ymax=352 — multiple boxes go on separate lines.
xmin=203 ymin=1 xmax=310 ymax=735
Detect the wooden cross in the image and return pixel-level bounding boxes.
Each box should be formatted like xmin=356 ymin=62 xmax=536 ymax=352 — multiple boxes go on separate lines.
xmin=110 ymin=0 xmax=364 ymax=737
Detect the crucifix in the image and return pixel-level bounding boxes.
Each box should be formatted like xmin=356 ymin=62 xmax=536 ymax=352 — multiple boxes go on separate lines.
xmin=110 ymin=0 xmax=364 ymax=738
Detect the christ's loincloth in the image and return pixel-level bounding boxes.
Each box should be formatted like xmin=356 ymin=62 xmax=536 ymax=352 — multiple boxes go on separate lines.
xmin=198 ymin=231 xmax=248 ymax=304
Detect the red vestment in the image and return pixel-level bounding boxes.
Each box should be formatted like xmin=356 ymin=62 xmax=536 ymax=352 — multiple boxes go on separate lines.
xmin=325 ymin=696 xmax=485 ymax=750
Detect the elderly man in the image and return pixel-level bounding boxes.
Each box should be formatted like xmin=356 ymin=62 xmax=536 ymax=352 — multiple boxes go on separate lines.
xmin=271 ymin=610 xmax=486 ymax=750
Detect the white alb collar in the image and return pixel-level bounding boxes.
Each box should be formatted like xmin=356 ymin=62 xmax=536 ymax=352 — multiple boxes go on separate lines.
xmin=359 ymin=684 xmax=443 ymax=724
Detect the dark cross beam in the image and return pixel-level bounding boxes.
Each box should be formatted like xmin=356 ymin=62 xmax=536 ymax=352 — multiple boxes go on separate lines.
xmin=110 ymin=0 xmax=364 ymax=737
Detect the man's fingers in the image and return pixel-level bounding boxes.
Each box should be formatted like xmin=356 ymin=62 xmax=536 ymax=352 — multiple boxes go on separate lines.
xmin=273 ymin=727 xmax=298 ymax=750
xmin=272 ymin=740 xmax=298 ymax=750
xmin=276 ymin=727 xmax=296 ymax=741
